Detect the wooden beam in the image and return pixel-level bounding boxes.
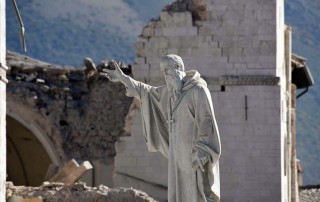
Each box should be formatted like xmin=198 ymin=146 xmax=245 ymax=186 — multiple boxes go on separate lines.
xmin=49 ymin=159 xmax=79 ymax=182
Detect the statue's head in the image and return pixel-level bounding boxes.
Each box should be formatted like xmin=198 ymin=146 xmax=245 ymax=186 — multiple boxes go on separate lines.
xmin=160 ymin=54 xmax=185 ymax=72
xmin=160 ymin=54 xmax=186 ymax=101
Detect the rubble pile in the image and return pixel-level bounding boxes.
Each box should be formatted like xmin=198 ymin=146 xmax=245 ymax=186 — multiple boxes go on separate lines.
xmin=6 ymin=182 xmax=157 ymax=202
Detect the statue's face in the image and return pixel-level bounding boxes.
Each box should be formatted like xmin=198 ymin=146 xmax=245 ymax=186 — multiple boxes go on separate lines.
xmin=160 ymin=61 xmax=184 ymax=101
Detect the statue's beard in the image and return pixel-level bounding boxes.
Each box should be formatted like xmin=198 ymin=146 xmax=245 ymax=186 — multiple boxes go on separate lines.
xmin=166 ymin=75 xmax=183 ymax=101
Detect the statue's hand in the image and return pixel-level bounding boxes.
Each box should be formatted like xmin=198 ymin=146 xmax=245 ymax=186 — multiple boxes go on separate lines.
xmin=100 ymin=61 xmax=124 ymax=82
xmin=192 ymin=150 xmax=209 ymax=172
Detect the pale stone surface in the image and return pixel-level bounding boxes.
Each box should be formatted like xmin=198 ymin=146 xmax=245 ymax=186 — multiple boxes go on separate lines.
xmin=102 ymin=55 xmax=221 ymax=202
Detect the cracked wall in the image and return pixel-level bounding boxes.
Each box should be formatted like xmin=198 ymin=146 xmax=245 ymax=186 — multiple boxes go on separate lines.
xmin=6 ymin=51 xmax=133 ymax=187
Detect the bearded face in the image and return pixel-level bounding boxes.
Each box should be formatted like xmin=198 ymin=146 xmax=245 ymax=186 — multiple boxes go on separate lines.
xmin=160 ymin=55 xmax=186 ymax=101
xmin=165 ymin=73 xmax=183 ymax=101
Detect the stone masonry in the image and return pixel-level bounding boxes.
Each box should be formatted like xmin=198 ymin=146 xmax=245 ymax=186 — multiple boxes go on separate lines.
xmin=6 ymin=51 xmax=133 ymax=187
xmin=114 ymin=0 xmax=296 ymax=201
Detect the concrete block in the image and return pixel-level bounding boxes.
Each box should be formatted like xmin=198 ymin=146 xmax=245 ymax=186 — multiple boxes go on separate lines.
xmin=160 ymin=11 xmax=171 ymax=23
xmin=216 ymin=25 xmax=235 ymax=37
xmin=158 ymin=48 xmax=168 ymax=57
xmin=137 ymin=37 xmax=148 ymax=43
xmin=247 ymin=63 xmax=260 ymax=69
xmin=141 ymin=47 xmax=159 ymax=57
xmin=132 ymin=65 xmax=150 ymax=79
xmin=142 ymin=27 xmax=155 ymax=37
xmin=158 ymin=37 xmax=169 ymax=48
xmin=258 ymin=25 xmax=276 ymax=35
xmin=216 ymin=0 xmax=236 ymax=5
xmin=156 ymin=21 xmax=166 ymax=28
xmin=132 ymin=64 xmax=150 ymax=71
xmin=234 ymin=63 xmax=247 ymax=69
xmin=244 ymin=8 xmax=256 ymax=20
xmin=198 ymin=26 xmax=215 ymax=36
xmin=162 ymin=27 xmax=198 ymax=36
xmin=167 ymin=48 xmax=179 ymax=55
xmin=168 ymin=36 xmax=182 ymax=47
xmin=223 ymin=9 xmax=244 ymax=20
xmin=199 ymin=40 xmax=219 ymax=48
xmin=207 ymin=11 xmax=219 ymax=20
xmin=134 ymin=57 xmax=146 ymax=64
xmin=238 ymin=36 xmax=256 ymax=47
xmin=191 ymin=48 xmax=222 ymax=57
xmin=259 ymin=42 xmax=277 ymax=55
xmin=179 ymin=36 xmax=200 ymax=48
xmin=172 ymin=12 xmax=193 ymax=27
xmin=228 ymin=56 xmax=247 ymax=63
xmin=149 ymin=68 xmax=163 ymax=78
xmin=219 ymin=40 xmax=237 ymax=48
xmin=178 ymin=48 xmax=193 ymax=57
xmin=146 ymin=57 xmax=161 ymax=66
xmin=155 ymin=27 xmax=163 ymax=36
xmin=222 ymin=47 xmax=243 ymax=56
xmin=133 ymin=42 xmax=144 ymax=50
xmin=261 ymin=7 xmax=274 ymax=20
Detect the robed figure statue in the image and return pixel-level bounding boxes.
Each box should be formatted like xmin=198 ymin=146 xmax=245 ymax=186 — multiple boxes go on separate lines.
xmin=101 ymin=54 xmax=221 ymax=202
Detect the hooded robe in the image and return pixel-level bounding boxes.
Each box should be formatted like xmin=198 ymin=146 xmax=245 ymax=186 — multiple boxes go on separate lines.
xmin=124 ymin=70 xmax=221 ymax=202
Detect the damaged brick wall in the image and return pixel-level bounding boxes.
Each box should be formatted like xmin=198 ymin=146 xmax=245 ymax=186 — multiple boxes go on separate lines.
xmin=6 ymin=51 xmax=133 ymax=163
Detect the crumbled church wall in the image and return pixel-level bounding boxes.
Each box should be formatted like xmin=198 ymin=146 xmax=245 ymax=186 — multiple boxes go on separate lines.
xmin=6 ymin=51 xmax=133 ymax=164
xmin=133 ymin=0 xmax=278 ymax=85
xmin=6 ymin=182 xmax=157 ymax=202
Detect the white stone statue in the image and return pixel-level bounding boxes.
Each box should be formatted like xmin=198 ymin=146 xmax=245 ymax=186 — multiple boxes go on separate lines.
xmin=101 ymin=54 xmax=221 ymax=202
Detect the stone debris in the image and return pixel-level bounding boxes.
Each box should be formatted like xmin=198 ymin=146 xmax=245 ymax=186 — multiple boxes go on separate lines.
xmin=163 ymin=0 xmax=207 ymax=21
xmin=300 ymin=185 xmax=320 ymax=202
xmin=83 ymin=57 xmax=97 ymax=79
xmin=6 ymin=182 xmax=157 ymax=202
xmin=8 ymin=196 xmax=43 ymax=202
xmin=48 ymin=159 xmax=92 ymax=186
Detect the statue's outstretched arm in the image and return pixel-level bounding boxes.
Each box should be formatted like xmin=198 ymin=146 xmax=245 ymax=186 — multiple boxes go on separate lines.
xmin=100 ymin=61 xmax=143 ymax=99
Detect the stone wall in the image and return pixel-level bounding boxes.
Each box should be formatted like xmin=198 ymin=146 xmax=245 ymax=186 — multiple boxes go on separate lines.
xmin=133 ymin=0 xmax=278 ymax=84
xmin=6 ymin=51 xmax=133 ymax=187
xmin=114 ymin=0 xmax=292 ymax=201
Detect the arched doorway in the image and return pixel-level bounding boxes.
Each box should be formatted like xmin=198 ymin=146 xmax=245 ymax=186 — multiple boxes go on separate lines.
xmin=6 ymin=115 xmax=55 ymax=186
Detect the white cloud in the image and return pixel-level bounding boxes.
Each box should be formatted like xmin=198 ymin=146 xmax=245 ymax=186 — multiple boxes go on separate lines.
xmin=32 ymin=0 xmax=143 ymax=35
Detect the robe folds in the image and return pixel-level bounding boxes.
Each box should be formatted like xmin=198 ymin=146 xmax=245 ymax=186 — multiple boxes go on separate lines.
xmin=124 ymin=70 xmax=221 ymax=202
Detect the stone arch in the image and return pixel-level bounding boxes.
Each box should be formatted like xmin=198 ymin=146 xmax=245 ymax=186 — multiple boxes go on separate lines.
xmin=6 ymin=111 xmax=62 ymax=167
xmin=6 ymin=99 xmax=63 ymax=186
